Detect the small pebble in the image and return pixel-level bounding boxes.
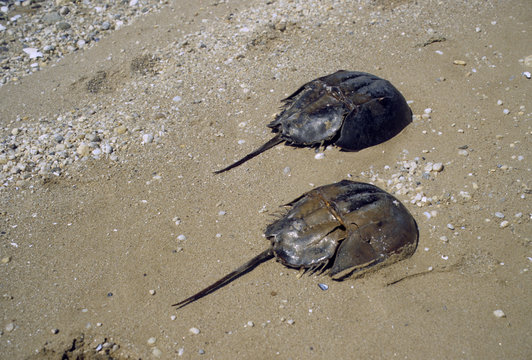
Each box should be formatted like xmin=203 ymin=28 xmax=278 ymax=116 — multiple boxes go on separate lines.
xmin=76 ymin=143 xmax=90 ymax=157
xmin=189 ymin=327 xmax=200 ymax=335
xmin=246 ymin=321 xmax=254 ymax=327
xmin=493 ymin=309 xmax=506 ymax=318
xmin=499 ymin=220 xmax=509 ymax=228
xmin=149 ymin=289 xmax=156 ymax=295
xmin=524 ymin=55 xmax=532 ymax=67
xmin=152 ymin=348 xmax=162 ymax=357
xmin=85 ymin=133 xmax=101 ymax=142
xmin=447 ymin=224 xmax=455 ymax=230
xmin=147 ymin=337 xmax=157 ymax=345
xmin=101 ymin=144 xmax=113 ymax=154
xmin=432 ymin=163 xmax=444 ymax=172
xmin=494 ymin=212 xmax=504 ymax=218
xmin=114 ymin=125 xmax=127 ymax=135
xmin=1 ymin=256 xmax=11 ymax=264
xmin=177 ymin=234 xmax=186 ymax=241
xmin=51 ymin=328 xmax=59 ymax=334
xmin=314 ymin=153 xmax=325 ymax=160
xmin=458 ymin=149 xmax=469 ymax=156
xmin=142 ymin=133 xmax=154 ymax=144
xmin=318 ymin=283 xmax=329 ymax=291
xmin=5 ymin=323 xmax=14 ymax=332
xmin=453 ymin=60 xmax=466 ymax=65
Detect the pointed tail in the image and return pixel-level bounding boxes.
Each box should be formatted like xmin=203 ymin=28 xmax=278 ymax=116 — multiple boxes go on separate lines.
xmin=214 ymin=134 xmax=283 ymax=174
xmin=173 ymin=249 xmax=274 ymax=309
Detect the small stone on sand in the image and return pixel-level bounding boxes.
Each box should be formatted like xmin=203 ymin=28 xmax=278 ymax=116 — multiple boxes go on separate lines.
xmin=493 ymin=309 xmax=506 ymax=318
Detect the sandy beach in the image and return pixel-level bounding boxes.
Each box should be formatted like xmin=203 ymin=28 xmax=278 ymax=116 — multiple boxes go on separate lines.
xmin=1 ymin=0 xmax=531 ymax=358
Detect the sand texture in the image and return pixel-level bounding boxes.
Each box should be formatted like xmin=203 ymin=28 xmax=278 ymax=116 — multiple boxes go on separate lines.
xmin=1 ymin=0 xmax=531 ymax=358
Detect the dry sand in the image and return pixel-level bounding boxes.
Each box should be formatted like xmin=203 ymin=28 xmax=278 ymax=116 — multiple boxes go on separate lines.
xmin=1 ymin=0 xmax=531 ymax=358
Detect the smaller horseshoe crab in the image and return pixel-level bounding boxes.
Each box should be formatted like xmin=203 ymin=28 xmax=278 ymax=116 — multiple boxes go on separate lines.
xmin=173 ymin=180 xmax=418 ymax=309
xmin=214 ymin=70 xmax=412 ymax=174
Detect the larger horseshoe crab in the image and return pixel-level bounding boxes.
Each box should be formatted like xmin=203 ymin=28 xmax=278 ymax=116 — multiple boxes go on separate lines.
xmin=173 ymin=180 xmax=418 ymax=309
xmin=214 ymin=70 xmax=412 ymax=174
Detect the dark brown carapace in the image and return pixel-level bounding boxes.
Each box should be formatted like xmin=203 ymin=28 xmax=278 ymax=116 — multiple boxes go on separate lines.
xmin=214 ymin=71 xmax=412 ymax=174
xmin=173 ymin=180 xmax=418 ymax=309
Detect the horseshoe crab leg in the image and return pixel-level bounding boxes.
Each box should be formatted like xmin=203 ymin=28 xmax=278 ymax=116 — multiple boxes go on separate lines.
xmin=214 ymin=134 xmax=283 ymax=174
xmin=173 ymin=249 xmax=274 ymax=309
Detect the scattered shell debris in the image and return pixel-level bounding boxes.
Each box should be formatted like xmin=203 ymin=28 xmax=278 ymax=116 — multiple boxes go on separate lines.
xmin=0 ymin=1 xmax=166 ymax=87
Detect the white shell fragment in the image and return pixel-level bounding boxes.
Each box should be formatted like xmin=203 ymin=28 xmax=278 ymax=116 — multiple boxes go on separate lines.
xmin=22 ymin=47 xmax=43 ymax=59
xmin=493 ymin=309 xmax=506 ymax=318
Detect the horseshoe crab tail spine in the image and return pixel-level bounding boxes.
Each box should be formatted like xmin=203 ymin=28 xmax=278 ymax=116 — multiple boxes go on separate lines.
xmin=173 ymin=249 xmax=274 ymax=309
xmin=213 ymin=134 xmax=283 ymax=174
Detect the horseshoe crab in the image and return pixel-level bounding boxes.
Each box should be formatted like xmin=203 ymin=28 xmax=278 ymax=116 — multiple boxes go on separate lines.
xmin=214 ymin=70 xmax=412 ymax=174
xmin=173 ymin=180 xmax=418 ymax=309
